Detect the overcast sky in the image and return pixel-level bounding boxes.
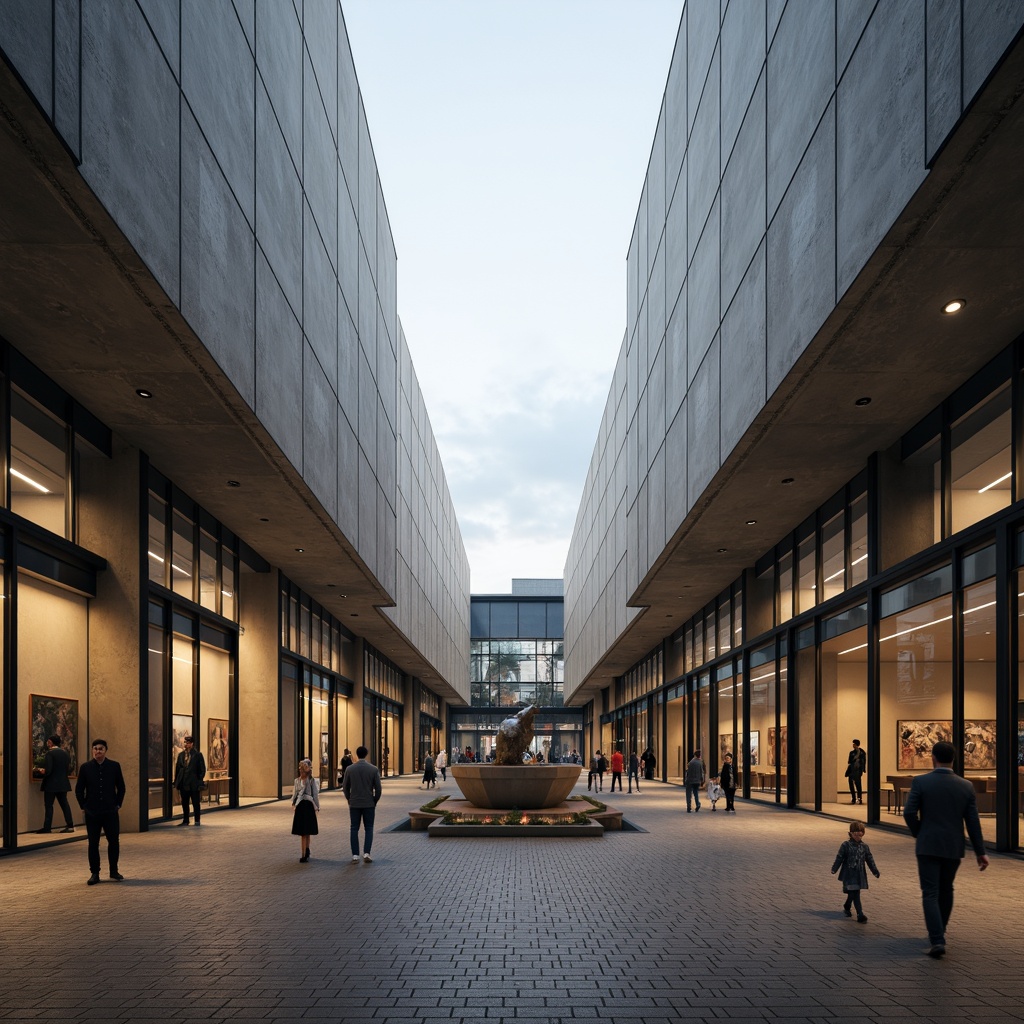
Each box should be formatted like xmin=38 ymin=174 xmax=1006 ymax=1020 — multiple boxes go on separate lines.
xmin=341 ymin=1 xmax=683 ymax=594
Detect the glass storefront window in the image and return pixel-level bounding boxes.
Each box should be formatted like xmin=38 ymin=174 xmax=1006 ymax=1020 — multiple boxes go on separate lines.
xmin=822 ymin=613 xmax=867 ymax=813
xmin=778 ymin=550 xmax=793 ymax=624
xmin=849 ymin=492 xmax=868 ymax=586
xmin=147 ymin=622 xmax=165 ymax=821
xmin=880 ymin=580 xmax=953 ymax=829
xmin=222 ymin=551 xmax=236 ymax=621
xmin=717 ymin=596 xmax=731 ymax=657
xmin=199 ymin=531 xmax=217 ymax=612
xmin=10 ymin=388 xmax=68 ymax=538
xmin=821 ymin=511 xmax=845 ymax=601
xmin=797 ymin=532 xmax=815 ymax=613
xmin=951 ymin=382 xmax=1011 ymax=535
xmin=962 ymin=575 xmax=997 ymax=824
xmin=148 ymin=493 xmax=168 ymax=586
xmin=171 ymin=512 xmax=194 ymax=600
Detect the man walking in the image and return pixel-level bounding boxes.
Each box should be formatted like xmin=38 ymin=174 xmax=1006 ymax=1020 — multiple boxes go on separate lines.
xmin=903 ymin=740 xmax=989 ymax=958
xmin=173 ymin=735 xmax=207 ymax=826
xmin=609 ymin=749 xmax=624 ymax=792
xmin=846 ymin=738 xmax=866 ymax=804
xmin=74 ymin=739 xmax=126 ymax=885
xmin=628 ymin=750 xmax=642 ymax=793
xmin=684 ymin=750 xmax=706 ymax=812
xmin=35 ymin=735 xmax=75 ymax=833
xmin=342 ymin=745 xmax=382 ymax=863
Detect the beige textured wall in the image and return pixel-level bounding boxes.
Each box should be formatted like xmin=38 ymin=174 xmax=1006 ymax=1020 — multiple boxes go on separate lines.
xmin=237 ymin=570 xmax=279 ymax=798
xmin=78 ymin=440 xmax=142 ymax=831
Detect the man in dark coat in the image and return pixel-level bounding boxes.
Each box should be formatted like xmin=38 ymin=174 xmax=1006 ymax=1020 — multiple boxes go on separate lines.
xmin=846 ymin=739 xmax=866 ymax=804
xmin=75 ymin=738 xmax=126 ymax=885
xmin=903 ymin=740 xmax=989 ymax=958
xmin=173 ymin=735 xmax=207 ymax=826
xmin=35 ymin=734 xmax=75 ymax=833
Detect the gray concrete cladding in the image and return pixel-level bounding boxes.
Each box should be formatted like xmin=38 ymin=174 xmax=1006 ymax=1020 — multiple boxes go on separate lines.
xmin=564 ymin=0 xmax=1024 ymax=692
xmin=0 ymin=0 xmax=469 ymax=690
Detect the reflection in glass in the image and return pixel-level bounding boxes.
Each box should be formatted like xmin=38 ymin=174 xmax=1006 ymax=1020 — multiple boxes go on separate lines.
xmin=951 ymin=383 xmax=1011 ymax=535
xmin=10 ymin=389 xmax=68 ymax=537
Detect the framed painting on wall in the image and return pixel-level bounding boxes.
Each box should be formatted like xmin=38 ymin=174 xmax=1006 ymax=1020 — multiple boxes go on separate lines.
xmin=30 ymin=694 xmax=79 ymax=777
xmin=963 ymin=720 xmax=997 ymax=770
xmin=748 ymin=730 xmax=760 ymax=767
xmin=172 ymin=715 xmax=193 ymax=769
xmin=768 ymin=726 xmax=786 ymax=766
xmin=208 ymin=719 xmax=229 ymax=774
xmin=897 ymin=720 xmax=953 ymax=770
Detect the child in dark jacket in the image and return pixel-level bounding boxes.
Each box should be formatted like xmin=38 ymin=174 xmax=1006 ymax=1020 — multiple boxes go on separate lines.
xmin=830 ymin=820 xmax=880 ymax=923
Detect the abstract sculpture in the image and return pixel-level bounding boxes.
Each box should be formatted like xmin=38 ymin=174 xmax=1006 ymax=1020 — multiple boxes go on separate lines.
xmin=494 ymin=705 xmax=538 ymax=765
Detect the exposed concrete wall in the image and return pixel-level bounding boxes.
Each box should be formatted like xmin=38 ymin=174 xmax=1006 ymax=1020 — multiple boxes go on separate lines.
xmin=77 ymin=439 xmax=143 ymax=831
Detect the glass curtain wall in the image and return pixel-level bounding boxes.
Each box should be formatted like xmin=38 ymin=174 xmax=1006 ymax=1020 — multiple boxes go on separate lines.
xmin=880 ymin=566 xmax=954 ymax=830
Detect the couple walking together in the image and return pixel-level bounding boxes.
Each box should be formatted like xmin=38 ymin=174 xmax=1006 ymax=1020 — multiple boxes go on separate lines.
xmin=291 ymin=746 xmax=382 ymax=863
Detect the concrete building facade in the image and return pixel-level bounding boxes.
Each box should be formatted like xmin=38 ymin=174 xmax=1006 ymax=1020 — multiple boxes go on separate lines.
xmin=0 ymin=1 xmax=469 ymax=851
xmin=565 ymin=3 xmax=1024 ymax=851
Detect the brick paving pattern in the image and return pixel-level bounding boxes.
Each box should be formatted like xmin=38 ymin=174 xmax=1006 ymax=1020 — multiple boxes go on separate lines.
xmin=2 ymin=775 xmax=1022 ymax=1022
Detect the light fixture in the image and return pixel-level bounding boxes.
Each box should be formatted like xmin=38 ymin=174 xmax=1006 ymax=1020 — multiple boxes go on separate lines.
xmin=295 ymin=547 xmax=304 ymax=553
xmin=745 ymin=519 xmax=757 ymax=526
xmin=854 ymin=397 xmax=871 ymax=407
xmin=942 ymin=299 xmax=965 ymax=315
xmin=781 ymin=477 xmax=795 ymax=485
xmin=259 ymin=517 xmax=270 ymax=522
xmin=978 ymin=471 xmax=1012 ymax=494
xmin=135 ymin=388 xmax=153 ymax=399
xmin=10 ymin=467 xmax=50 ymax=493
xmin=227 ymin=480 xmax=240 ymax=487
xmin=717 ymin=548 xmax=728 ymax=553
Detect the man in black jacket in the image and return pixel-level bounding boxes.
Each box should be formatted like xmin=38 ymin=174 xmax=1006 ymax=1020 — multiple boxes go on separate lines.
xmin=903 ymin=741 xmax=989 ymax=957
xmin=35 ymin=734 xmax=75 ymax=833
xmin=173 ymin=735 xmax=207 ymax=826
xmin=75 ymin=739 xmax=126 ymax=885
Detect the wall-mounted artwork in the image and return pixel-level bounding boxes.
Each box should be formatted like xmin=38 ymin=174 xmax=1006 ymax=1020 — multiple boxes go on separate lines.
xmin=208 ymin=719 xmax=229 ymax=773
xmin=897 ymin=720 xmax=953 ymax=770
xmin=748 ymin=730 xmax=760 ymax=767
xmin=172 ymin=715 xmax=193 ymax=769
xmin=962 ymin=720 xmax=996 ymax=770
xmin=30 ymin=695 xmax=79 ymax=777
xmin=768 ymin=726 xmax=787 ymax=767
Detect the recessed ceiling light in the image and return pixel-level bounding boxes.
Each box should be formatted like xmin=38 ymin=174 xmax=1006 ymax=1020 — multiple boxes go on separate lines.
xmin=746 ymin=519 xmax=757 ymax=526
xmin=781 ymin=477 xmax=795 ymax=485
xmin=717 ymin=548 xmax=728 ymax=553
xmin=854 ymin=397 xmax=871 ymax=406
xmin=259 ymin=517 xmax=269 ymax=522
xmin=350 ymin=613 xmax=359 ymax=617
xmin=135 ymin=388 xmax=153 ymax=399
xmin=227 ymin=480 xmax=240 ymax=487
xmin=942 ymin=299 xmax=965 ymax=314
xmin=327 ymin=583 xmax=336 ymax=588
xmin=295 ymin=547 xmax=304 ymax=553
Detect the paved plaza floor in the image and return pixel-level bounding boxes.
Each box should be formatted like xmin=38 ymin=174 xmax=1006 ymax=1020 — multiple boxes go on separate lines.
xmin=2 ymin=774 xmax=1022 ymax=1023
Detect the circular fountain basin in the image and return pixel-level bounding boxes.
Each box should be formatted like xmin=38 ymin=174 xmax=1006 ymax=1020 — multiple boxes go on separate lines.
xmin=450 ymin=764 xmax=583 ymax=809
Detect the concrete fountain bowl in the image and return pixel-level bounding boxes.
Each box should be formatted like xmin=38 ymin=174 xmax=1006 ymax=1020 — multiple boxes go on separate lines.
xmin=449 ymin=764 xmax=583 ymax=810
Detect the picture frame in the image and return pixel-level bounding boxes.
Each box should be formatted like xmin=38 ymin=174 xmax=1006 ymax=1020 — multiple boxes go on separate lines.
xmin=208 ymin=718 xmax=229 ymax=773
xmin=897 ymin=720 xmax=953 ymax=770
xmin=748 ymin=730 xmax=760 ymax=767
xmin=963 ymin=719 xmax=996 ymax=770
xmin=320 ymin=731 xmax=330 ymax=767
xmin=768 ymin=726 xmax=786 ymax=767
xmin=30 ymin=694 xmax=79 ymax=777
xmin=172 ymin=715 xmax=193 ymax=769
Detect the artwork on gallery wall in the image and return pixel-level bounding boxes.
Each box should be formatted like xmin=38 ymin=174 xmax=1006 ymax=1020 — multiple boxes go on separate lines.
xmin=30 ymin=695 xmax=79 ymax=777
xmin=962 ymin=720 xmax=997 ymax=770
xmin=748 ymin=731 xmax=760 ymax=767
xmin=172 ymin=715 xmax=193 ymax=769
xmin=320 ymin=731 xmax=330 ymax=767
xmin=897 ymin=720 xmax=953 ymax=769
xmin=768 ymin=726 xmax=787 ymax=767
xmin=208 ymin=719 xmax=229 ymax=774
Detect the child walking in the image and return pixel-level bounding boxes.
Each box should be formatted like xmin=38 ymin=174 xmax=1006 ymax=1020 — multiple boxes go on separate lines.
xmin=830 ymin=820 xmax=880 ymax=922
xmin=706 ymin=774 xmax=724 ymax=811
